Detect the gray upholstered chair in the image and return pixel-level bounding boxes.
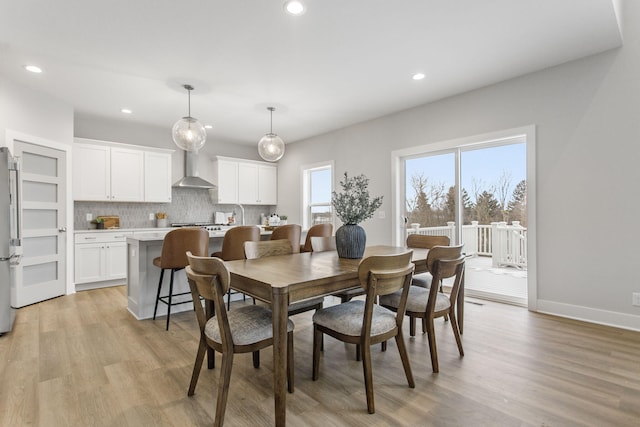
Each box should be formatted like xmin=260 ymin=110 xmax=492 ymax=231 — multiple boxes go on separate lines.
xmin=185 ymin=252 xmax=294 ymax=426
xmin=311 ymin=251 xmax=415 ymax=414
xmin=380 ymin=247 xmax=465 ymax=373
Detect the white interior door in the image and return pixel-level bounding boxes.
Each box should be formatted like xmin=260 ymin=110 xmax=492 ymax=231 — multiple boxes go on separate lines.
xmin=12 ymin=141 xmax=67 ymax=307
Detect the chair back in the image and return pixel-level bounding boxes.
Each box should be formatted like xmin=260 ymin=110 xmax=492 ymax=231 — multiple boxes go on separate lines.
xmin=245 ymin=239 xmax=293 ymax=259
xmin=406 ymin=234 xmax=450 ymax=249
xmin=158 ymin=228 xmax=209 ymax=269
xmin=427 ymin=254 xmax=466 ymax=312
xmin=358 ymin=251 xmax=415 ymax=336
xmin=185 ymin=252 xmax=232 ymax=342
xmin=270 ymin=224 xmax=302 ymax=253
xmin=310 ymin=236 xmax=336 ymax=252
xmin=426 ymin=244 xmax=464 ymax=273
xmin=301 ymin=223 xmax=333 ymax=252
xmin=220 ymin=225 xmax=260 ymax=261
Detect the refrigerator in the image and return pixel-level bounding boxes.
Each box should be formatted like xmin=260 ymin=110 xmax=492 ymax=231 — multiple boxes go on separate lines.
xmin=0 ymin=147 xmax=20 ymax=335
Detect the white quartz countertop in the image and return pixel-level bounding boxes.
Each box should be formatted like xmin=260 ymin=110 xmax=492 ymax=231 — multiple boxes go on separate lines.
xmin=125 ymin=228 xmax=272 ymax=242
xmin=75 ymin=227 xmax=171 ymax=234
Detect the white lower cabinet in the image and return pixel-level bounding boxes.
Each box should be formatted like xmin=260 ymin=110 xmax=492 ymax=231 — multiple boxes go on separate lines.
xmin=75 ymin=232 xmax=131 ymax=287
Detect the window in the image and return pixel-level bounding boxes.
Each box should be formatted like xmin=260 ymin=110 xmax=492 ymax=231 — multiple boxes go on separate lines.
xmin=301 ymin=161 xmax=333 ymax=229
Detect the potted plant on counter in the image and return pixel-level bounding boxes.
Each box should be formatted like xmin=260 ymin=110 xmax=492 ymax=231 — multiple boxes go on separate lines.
xmin=331 ymin=172 xmax=383 ymax=258
xmin=93 ymin=217 xmax=105 ymax=229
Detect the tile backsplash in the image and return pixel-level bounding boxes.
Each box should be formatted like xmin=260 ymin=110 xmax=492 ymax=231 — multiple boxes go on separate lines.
xmin=74 ymin=187 xmax=276 ymax=230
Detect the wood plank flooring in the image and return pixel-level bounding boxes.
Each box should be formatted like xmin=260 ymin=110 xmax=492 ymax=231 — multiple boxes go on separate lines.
xmin=1 ymin=286 xmax=639 ymax=426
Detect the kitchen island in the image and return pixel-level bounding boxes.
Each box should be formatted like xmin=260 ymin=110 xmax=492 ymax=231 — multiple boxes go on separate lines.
xmin=126 ymin=228 xmax=271 ymax=320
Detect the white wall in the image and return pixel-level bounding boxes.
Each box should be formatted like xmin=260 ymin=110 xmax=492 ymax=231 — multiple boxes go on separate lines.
xmin=278 ymin=1 xmax=640 ymax=330
xmin=0 ymin=80 xmax=74 ymax=146
xmin=74 ymin=113 xmax=259 ymax=184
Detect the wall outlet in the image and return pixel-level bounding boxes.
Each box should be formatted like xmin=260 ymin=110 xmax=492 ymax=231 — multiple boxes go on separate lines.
xmin=86 ymin=213 xmax=93 ymax=221
xmin=632 ymin=292 xmax=640 ymax=307
xmin=149 ymin=213 xmax=155 ymax=220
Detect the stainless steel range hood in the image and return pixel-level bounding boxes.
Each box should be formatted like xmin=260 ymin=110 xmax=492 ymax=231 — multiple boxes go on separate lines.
xmin=172 ymin=150 xmax=217 ymax=189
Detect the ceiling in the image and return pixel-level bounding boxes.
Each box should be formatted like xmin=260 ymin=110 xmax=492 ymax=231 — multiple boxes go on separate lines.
xmin=0 ymin=0 xmax=623 ymax=147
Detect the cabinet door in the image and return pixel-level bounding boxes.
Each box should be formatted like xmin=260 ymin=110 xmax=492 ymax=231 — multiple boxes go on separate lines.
xmin=258 ymin=165 xmax=277 ymax=205
xmin=217 ymin=160 xmax=239 ymax=204
xmin=144 ymin=151 xmax=172 ymax=202
xmin=111 ymin=147 xmax=144 ymax=201
xmin=73 ymin=144 xmax=110 ymax=201
xmin=238 ymin=163 xmax=259 ymax=204
xmin=75 ymin=243 xmax=105 ymax=284
xmin=105 ymin=242 xmax=127 ymax=280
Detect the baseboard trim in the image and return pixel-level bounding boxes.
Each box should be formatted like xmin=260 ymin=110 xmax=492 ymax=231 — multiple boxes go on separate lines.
xmin=536 ymin=299 xmax=640 ymax=332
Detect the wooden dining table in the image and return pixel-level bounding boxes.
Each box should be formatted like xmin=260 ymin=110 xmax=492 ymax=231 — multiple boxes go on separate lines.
xmin=223 ymin=244 xmax=464 ymax=426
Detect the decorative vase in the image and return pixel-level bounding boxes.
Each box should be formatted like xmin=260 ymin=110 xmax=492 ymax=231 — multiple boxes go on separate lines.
xmin=335 ymin=224 xmax=366 ymax=259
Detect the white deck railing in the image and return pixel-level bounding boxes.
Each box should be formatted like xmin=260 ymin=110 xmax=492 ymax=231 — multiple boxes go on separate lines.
xmin=407 ymin=221 xmax=527 ymax=269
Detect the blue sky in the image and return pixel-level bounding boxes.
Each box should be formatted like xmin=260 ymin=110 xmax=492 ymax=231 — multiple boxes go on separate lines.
xmin=405 ymin=143 xmax=526 ymax=203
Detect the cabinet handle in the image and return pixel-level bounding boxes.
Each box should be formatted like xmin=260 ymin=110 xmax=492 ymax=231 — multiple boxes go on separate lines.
xmin=84 ymin=237 xmax=96 ymax=240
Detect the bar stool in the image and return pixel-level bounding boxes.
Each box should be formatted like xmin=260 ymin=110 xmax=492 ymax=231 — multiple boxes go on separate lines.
xmin=270 ymin=224 xmax=302 ymax=253
xmin=211 ymin=225 xmax=260 ymax=309
xmin=300 ymin=223 xmax=333 ymax=253
xmin=153 ymin=228 xmax=209 ymax=330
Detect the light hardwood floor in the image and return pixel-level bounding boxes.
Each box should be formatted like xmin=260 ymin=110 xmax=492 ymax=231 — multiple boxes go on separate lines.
xmin=1 ymin=286 xmax=639 ymax=426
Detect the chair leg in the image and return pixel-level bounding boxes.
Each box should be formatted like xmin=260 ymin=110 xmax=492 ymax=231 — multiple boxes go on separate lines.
xmin=356 ymin=344 xmax=361 ymax=361
xmin=188 ymin=337 xmax=209 ymax=396
xmin=381 ymin=341 xmax=387 ymax=352
xmin=361 ymin=341 xmax=375 ymax=414
xmin=410 ymin=315 xmax=416 ymax=337
xmin=426 ymin=315 xmax=439 ymax=373
xmin=253 ymin=351 xmax=260 ymax=368
xmin=214 ymin=350 xmax=234 ymax=427
xmin=395 ymin=331 xmax=415 ymax=388
xmin=422 ymin=317 xmax=427 ymax=334
xmin=153 ymin=269 xmax=165 ymax=320
xmin=449 ymin=309 xmax=464 ymax=357
xmin=287 ymin=330 xmax=294 ymax=393
xmin=312 ymin=325 xmax=322 ymax=381
xmin=165 ymin=269 xmax=175 ymax=331
xmin=227 ymin=288 xmax=231 ymax=311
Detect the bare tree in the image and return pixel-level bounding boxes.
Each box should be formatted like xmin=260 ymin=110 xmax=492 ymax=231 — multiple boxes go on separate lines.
xmin=495 ymin=170 xmax=513 ymax=222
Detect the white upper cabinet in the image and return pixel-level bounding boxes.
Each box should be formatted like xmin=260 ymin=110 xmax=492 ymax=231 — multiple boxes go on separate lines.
xmin=213 ymin=156 xmax=277 ymax=205
xmin=73 ymin=138 xmax=174 ymax=202
xmin=110 ymin=147 xmax=144 ymax=201
xmin=73 ymin=144 xmax=111 ymax=201
xmin=144 ymin=151 xmax=173 ymax=202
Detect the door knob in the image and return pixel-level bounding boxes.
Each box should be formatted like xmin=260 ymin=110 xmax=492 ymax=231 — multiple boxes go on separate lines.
xmin=58 ymin=227 xmax=67 ymax=232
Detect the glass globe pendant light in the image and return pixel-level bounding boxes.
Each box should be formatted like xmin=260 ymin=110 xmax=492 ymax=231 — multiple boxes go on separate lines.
xmin=172 ymin=84 xmax=206 ymax=152
xmin=258 ymin=106 xmax=285 ymax=162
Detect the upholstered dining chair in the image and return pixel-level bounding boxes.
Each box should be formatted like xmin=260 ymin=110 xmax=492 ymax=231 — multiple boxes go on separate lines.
xmin=244 ymin=239 xmax=325 ymax=316
xmin=380 ymin=246 xmax=465 ymax=373
xmin=312 ymin=251 xmax=415 ymax=414
xmin=301 ymin=223 xmax=333 ymax=252
xmin=211 ymin=225 xmax=260 ymax=309
xmin=152 ymin=227 xmax=209 ymax=330
xmin=185 ymin=252 xmax=294 ymax=427
xmin=270 ymin=224 xmax=302 ymax=253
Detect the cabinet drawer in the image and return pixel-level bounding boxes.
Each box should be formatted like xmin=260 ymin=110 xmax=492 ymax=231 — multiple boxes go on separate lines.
xmin=75 ymin=232 xmax=131 ymax=244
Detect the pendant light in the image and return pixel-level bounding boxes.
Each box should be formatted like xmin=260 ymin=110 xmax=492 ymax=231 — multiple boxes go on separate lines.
xmin=258 ymin=106 xmax=285 ymax=162
xmin=172 ymin=84 xmax=206 ymax=152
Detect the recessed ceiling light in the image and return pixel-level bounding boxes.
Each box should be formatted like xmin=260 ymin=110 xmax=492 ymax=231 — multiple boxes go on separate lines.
xmin=24 ymin=65 xmax=43 ymax=73
xmin=284 ymin=1 xmax=306 ymax=15
xmin=412 ymin=73 xmax=426 ymax=81
xmin=121 ymin=108 xmax=132 ymax=114
xmin=204 ymin=125 xmax=213 ymax=129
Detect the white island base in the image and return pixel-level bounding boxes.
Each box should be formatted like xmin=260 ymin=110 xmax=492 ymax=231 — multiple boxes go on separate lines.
xmin=126 ymin=230 xmax=271 ymax=320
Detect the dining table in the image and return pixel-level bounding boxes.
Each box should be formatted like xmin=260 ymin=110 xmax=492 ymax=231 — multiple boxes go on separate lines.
xmin=223 ymin=244 xmax=464 ymax=426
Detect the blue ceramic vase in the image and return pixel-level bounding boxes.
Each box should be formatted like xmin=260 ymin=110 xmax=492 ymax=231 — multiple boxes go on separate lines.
xmin=335 ymin=224 xmax=366 ymax=259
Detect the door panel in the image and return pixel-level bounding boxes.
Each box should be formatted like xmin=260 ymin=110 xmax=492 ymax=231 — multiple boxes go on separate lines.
xmin=12 ymin=141 xmax=66 ymax=307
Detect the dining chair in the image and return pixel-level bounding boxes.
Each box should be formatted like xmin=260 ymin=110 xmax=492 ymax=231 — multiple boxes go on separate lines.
xmin=379 ymin=247 xmax=465 ymax=373
xmin=152 ymin=227 xmax=209 ymax=330
xmin=185 ymin=252 xmax=294 ymax=427
xmin=312 ymin=251 xmax=415 ymax=414
xmin=406 ymin=234 xmax=450 ymax=288
xmin=301 ymin=223 xmax=333 ymax=252
xmin=211 ymin=225 xmax=260 ymax=309
xmin=270 ymin=224 xmax=302 ymax=253
xmin=244 ymin=239 xmax=325 ymax=316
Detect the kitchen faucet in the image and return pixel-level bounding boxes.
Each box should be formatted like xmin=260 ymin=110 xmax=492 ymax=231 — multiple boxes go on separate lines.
xmin=234 ymin=204 xmax=245 ymax=225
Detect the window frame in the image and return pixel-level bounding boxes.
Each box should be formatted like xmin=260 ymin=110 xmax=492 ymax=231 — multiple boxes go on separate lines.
xmin=300 ymin=160 xmax=334 ymax=230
